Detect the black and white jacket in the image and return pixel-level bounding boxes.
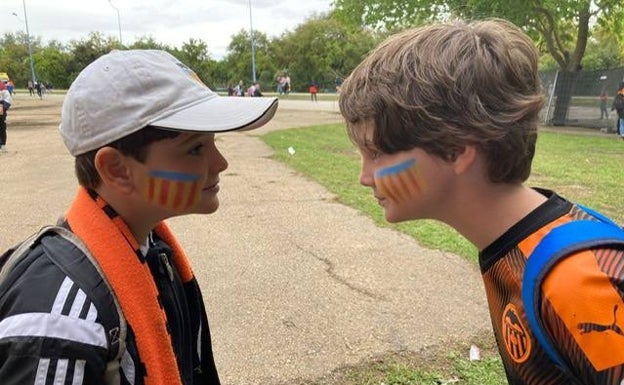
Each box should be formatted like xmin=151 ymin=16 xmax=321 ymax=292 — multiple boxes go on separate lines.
xmin=0 ymin=231 xmax=220 ymax=385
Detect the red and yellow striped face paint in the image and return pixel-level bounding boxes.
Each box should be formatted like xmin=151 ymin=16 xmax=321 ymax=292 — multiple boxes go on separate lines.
xmin=374 ymin=159 xmax=425 ymax=203
xmin=145 ymin=170 xmax=202 ymax=210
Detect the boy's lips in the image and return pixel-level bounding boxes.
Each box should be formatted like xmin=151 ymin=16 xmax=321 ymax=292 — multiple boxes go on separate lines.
xmin=373 ymin=188 xmax=385 ymax=201
xmin=203 ymin=180 xmax=220 ymax=191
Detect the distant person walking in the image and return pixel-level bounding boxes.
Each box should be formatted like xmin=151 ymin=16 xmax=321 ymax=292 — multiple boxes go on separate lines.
xmin=335 ymin=76 xmax=343 ymax=94
xmin=35 ymin=81 xmax=43 ymax=99
xmin=276 ymin=75 xmax=287 ymax=95
xmin=284 ymin=75 xmax=291 ymax=95
xmin=251 ymin=82 xmax=263 ymax=97
xmin=309 ymin=82 xmax=318 ymax=102
xmin=0 ymin=81 xmax=12 ymax=152
xmin=235 ymin=80 xmax=245 ymax=96
xmin=611 ymin=83 xmax=624 ymax=139
xmin=6 ymin=80 xmax=14 ymax=95
xmin=27 ymin=79 xmax=34 ymax=96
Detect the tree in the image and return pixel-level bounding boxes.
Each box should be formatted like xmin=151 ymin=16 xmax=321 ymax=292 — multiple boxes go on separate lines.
xmin=223 ymin=30 xmax=276 ymax=90
xmin=0 ymin=32 xmax=43 ymax=87
xmin=334 ymin=0 xmax=624 ymax=125
xmin=66 ymin=32 xmax=118 ymax=84
xmin=272 ymin=13 xmax=379 ymax=92
xmin=33 ymin=46 xmax=72 ymax=89
xmin=128 ymin=36 xmax=171 ymax=51
xmin=581 ymin=25 xmax=623 ymax=70
xmin=170 ymin=39 xmax=211 ymax=83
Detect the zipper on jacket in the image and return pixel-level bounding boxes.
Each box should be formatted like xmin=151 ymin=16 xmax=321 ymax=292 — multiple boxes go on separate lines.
xmin=159 ymin=252 xmax=174 ymax=282
xmin=155 ymin=248 xmax=193 ymax=383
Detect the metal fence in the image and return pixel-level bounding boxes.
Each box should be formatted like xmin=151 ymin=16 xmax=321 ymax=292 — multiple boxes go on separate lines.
xmin=540 ymin=67 xmax=624 ymax=131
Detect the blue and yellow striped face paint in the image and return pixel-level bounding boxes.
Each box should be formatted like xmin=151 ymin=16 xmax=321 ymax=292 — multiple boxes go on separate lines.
xmin=145 ymin=170 xmax=202 ymax=210
xmin=374 ymin=159 xmax=425 ymax=203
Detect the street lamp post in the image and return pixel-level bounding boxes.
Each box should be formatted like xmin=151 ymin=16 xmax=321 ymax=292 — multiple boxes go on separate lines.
xmin=12 ymin=0 xmax=36 ymax=84
xmin=108 ymin=0 xmax=123 ymax=45
xmin=248 ymin=0 xmax=257 ymax=83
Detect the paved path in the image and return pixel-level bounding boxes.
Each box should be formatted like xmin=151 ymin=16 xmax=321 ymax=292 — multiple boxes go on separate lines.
xmin=0 ymin=94 xmax=491 ymax=385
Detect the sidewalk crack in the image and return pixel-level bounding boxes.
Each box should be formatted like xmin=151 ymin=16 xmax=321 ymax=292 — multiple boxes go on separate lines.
xmin=294 ymin=243 xmax=387 ymax=301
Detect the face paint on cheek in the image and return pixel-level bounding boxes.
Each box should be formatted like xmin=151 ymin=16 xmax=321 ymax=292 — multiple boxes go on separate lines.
xmin=145 ymin=170 xmax=202 ymax=210
xmin=374 ymin=158 xmax=425 ymax=203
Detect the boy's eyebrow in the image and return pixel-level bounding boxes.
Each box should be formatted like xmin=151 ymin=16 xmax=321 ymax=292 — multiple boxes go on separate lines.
xmin=177 ymin=133 xmax=206 ymax=146
xmin=361 ymin=139 xmax=378 ymax=150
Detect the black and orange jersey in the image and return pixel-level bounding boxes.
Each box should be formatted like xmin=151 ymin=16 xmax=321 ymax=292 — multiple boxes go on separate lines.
xmin=479 ymin=188 xmax=624 ymax=385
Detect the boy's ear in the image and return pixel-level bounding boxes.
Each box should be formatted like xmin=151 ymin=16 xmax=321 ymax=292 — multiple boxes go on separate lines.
xmin=94 ymin=147 xmax=135 ymax=193
xmin=452 ymin=145 xmax=477 ymax=175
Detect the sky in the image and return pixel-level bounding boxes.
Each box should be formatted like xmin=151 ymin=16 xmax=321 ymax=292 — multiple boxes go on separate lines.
xmin=2 ymin=0 xmax=334 ymax=59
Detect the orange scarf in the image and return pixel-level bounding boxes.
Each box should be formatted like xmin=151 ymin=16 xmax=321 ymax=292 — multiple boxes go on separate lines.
xmin=66 ymin=187 xmax=194 ymax=385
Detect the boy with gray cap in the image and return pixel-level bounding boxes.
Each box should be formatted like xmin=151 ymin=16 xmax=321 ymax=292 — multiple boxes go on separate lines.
xmin=0 ymin=50 xmax=277 ymax=385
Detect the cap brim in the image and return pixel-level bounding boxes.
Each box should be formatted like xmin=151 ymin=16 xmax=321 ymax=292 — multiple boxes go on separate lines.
xmin=150 ymin=96 xmax=278 ymax=133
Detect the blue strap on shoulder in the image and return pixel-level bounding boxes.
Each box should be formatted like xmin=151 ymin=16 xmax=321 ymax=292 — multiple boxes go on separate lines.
xmin=522 ymin=208 xmax=624 ymax=370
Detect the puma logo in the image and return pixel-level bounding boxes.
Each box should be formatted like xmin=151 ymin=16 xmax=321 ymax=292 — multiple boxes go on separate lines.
xmin=578 ymin=305 xmax=624 ymax=336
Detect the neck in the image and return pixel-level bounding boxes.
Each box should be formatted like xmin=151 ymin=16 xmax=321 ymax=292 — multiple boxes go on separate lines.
xmin=442 ymin=184 xmax=546 ymax=251
xmin=95 ymin=188 xmax=158 ymax=244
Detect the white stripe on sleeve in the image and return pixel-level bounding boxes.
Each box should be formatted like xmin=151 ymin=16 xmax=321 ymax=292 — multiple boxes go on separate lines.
xmin=0 ymin=313 xmax=107 ymax=348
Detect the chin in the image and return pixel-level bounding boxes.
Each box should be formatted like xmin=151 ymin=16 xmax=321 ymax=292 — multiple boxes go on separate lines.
xmin=384 ymin=212 xmax=407 ymax=223
xmin=384 ymin=207 xmax=419 ymax=223
xmin=194 ymin=200 xmax=220 ymax=214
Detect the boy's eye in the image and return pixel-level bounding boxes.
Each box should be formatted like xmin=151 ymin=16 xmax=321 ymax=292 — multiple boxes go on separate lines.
xmin=188 ymin=144 xmax=204 ymax=155
xmin=363 ymin=147 xmax=382 ymax=160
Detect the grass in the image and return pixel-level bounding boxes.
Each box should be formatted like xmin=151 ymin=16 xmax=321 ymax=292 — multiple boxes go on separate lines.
xmin=261 ymin=123 xmax=624 ymax=384
xmin=294 ymin=331 xmax=506 ymax=385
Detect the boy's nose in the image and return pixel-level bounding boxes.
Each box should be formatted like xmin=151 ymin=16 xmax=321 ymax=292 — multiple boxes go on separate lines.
xmin=209 ymin=148 xmax=229 ymax=173
xmin=359 ymin=165 xmax=375 ymax=187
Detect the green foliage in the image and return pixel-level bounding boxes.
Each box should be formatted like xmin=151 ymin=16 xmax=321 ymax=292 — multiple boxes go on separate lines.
xmin=32 ymin=47 xmax=71 ymax=89
xmin=65 ymin=32 xmax=119 ymax=84
xmin=223 ymin=29 xmax=276 ymax=88
xmin=333 ymin=0 xmax=624 ymax=73
xmin=127 ymin=36 xmax=171 ymax=50
xmin=333 ymin=0 xmax=436 ymax=30
xmin=581 ymin=25 xmax=624 ymax=70
xmin=272 ymin=13 xmax=379 ymax=92
xmin=0 ymin=31 xmax=43 ymax=86
xmin=168 ymin=38 xmax=221 ymax=87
